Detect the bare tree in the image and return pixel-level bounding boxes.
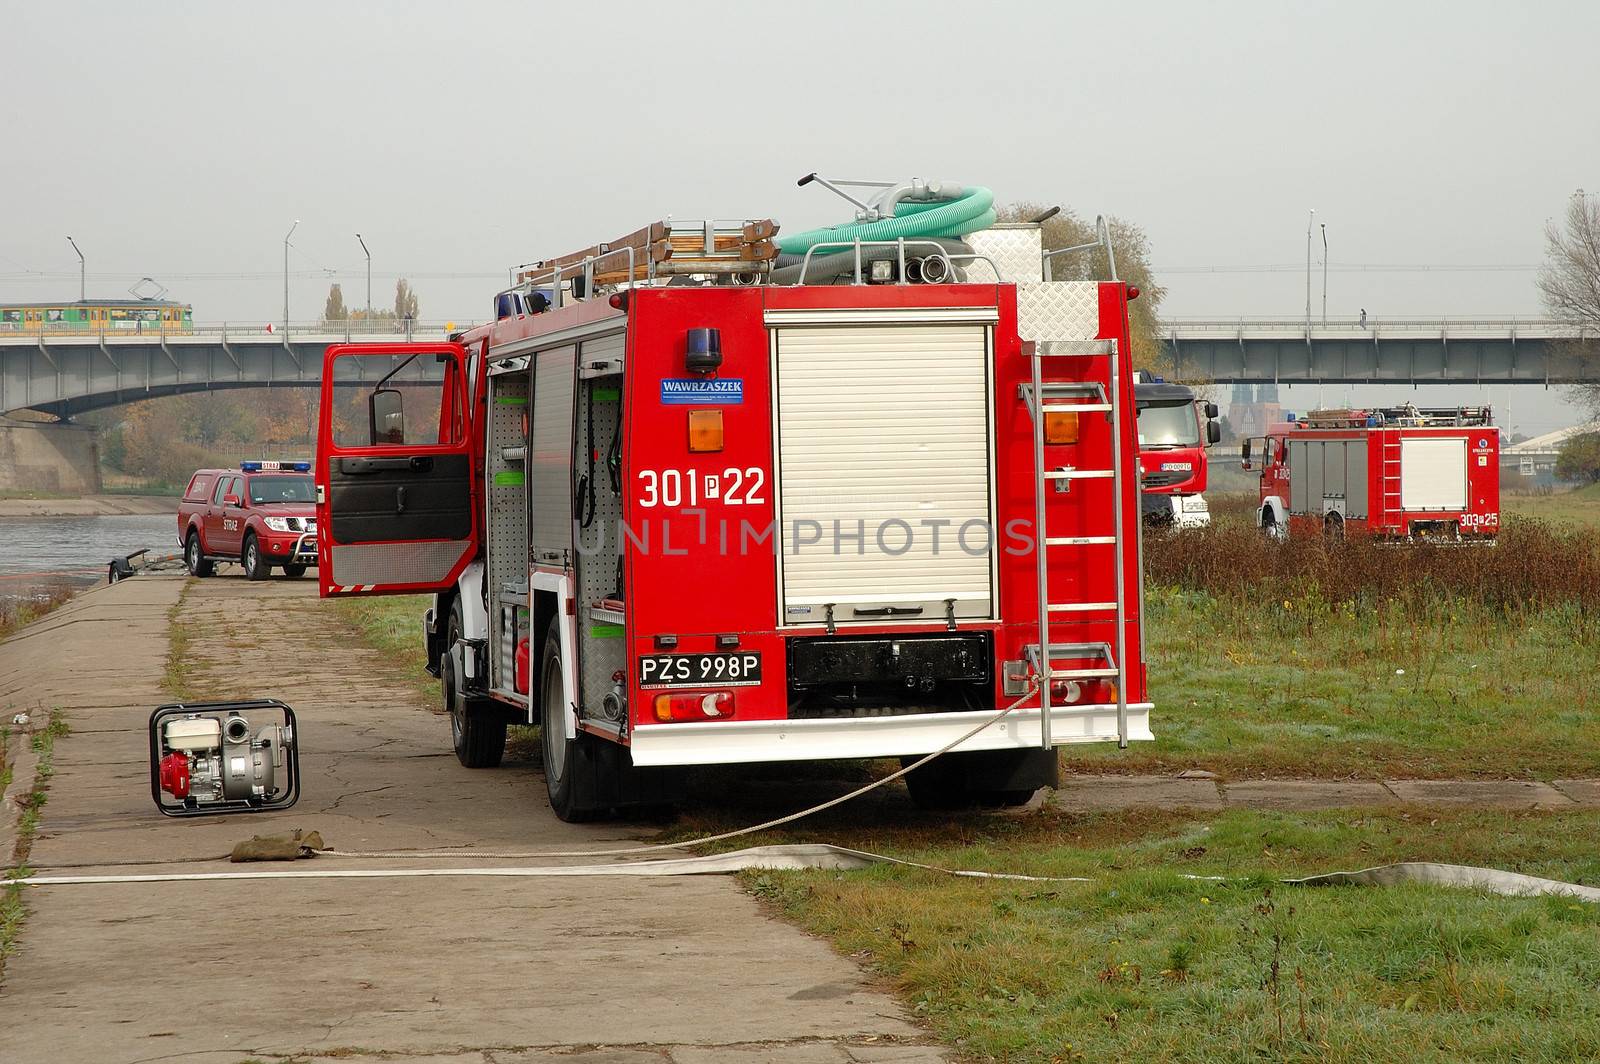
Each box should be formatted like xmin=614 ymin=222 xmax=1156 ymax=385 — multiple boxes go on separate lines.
xmin=1537 ymin=190 xmax=1600 ymax=413
xmin=393 ymin=278 xmax=420 ymax=321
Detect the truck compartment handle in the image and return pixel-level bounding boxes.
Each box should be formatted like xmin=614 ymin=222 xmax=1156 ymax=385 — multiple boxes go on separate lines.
xmin=337 ymin=455 xmax=434 ymax=475
xmin=851 ymin=605 xmax=924 ymax=617
xmin=396 ymin=485 xmax=407 ymax=514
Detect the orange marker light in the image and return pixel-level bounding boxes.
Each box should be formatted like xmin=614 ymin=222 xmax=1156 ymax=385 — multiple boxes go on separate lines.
xmin=688 ymin=408 xmax=724 ymax=452
xmin=1043 ymin=410 xmax=1079 ymax=444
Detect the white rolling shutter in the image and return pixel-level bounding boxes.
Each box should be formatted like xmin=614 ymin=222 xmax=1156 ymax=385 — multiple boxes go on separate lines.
xmin=1400 ymin=437 xmax=1467 ymax=510
xmin=774 ymin=324 xmax=994 ymax=625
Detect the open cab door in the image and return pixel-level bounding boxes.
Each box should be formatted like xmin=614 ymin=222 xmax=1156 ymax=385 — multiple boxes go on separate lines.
xmin=315 ymin=342 xmax=477 ymax=597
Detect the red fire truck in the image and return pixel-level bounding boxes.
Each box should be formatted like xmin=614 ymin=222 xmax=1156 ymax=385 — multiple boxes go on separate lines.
xmin=1134 ymin=375 xmax=1220 ymax=529
xmin=313 ymin=186 xmax=1151 ymax=820
xmin=1241 ymin=405 xmax=1500 ymax=541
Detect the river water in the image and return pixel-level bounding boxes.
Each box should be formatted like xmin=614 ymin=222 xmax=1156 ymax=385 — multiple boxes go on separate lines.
xmin=0 ymin=514 xmax=180 ymax=589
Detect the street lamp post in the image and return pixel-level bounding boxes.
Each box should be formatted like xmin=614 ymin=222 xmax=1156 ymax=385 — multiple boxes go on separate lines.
xmin=1304 ymin=208 xmax=1315 ymax=330
xmin=356 ymin=233 xmax=371 ymax=320
xmin=283 ymin=220 xmax=299 ymax=333
xmin=67 ymin=236 xmax=84 ymax=303
xmin=1320 ymin=222 xmax=1328 ymax=326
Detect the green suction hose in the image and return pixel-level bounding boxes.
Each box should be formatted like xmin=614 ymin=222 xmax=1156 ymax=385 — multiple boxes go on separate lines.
xmin=776 ymin=186 xmax=996 ymax=256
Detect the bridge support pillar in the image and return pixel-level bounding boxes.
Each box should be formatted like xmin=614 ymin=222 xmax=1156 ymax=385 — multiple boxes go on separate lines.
xmin=0 ymin=416 xmax=103 ymax=494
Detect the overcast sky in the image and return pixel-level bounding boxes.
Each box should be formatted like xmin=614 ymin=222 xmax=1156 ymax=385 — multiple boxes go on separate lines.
xmin=3 ymin=0 xmax=1595 ymax=431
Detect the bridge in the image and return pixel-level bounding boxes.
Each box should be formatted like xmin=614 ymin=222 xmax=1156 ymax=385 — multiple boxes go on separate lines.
xmin=3 ymin=315 xmax=1598 ymax=418
xmin=0 ymin=322 xmax=455 ymax=418
xmin=1162 ymin=317 xmax=1597 ymax=386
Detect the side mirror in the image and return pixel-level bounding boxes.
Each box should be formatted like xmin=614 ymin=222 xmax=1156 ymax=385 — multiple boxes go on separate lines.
xmin=1241 ymin=439 xmax=1253 ymax=470
xmin=222 ymin=493 xmax=241 ymax=507
xmin=1204 ymin=401 xmax=1219 ymax=420
xmin=369 ymin=387 xmax=405 ymax=445
xmin=1207 ymin=421 xmax=1222 ymax=445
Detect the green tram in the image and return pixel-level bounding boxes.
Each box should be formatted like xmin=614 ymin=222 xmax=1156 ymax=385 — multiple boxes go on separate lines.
xmin=0 ymin=299 xmax=194 ymax=334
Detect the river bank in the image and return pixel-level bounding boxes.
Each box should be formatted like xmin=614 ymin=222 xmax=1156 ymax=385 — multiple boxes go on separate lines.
xmin=0 ymin=494 xmax=177 ymax=518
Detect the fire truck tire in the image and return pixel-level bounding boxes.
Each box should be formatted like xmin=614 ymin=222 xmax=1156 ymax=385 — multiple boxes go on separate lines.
xmin=282 ymin=564 xmax=307 ymax=579
xmin=446 ymin=601 xmax=505 ymax=769
xmin=242 ymin=535 xmax=271 ymax=581
xmin=185 ymin=532 xmax=214 ymax=578
xmin=1323 ymin=512 xmax=1345 ymax=543
xmin=901 ymin=748 xmax=1057 ymax=810
xmin=540 ymin=619 xmax=602 ymax=822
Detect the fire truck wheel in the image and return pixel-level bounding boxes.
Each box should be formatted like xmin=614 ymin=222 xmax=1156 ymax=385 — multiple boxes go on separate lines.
xmin=185 ymin=532 xmax=214 ymax=577
xmin=1323 ymin=512 xmax=1345 ymax=543
xmin=902 ymin=748 xmax=1055 ymax=810
xmin=242 ymin=535 xmax=271 ymax=581
xmin=446 ymin=601 xmax=505 ymax=769
xmin=541 ymin=618 xmax=602 ymax=823
xmin=282 ymin=564 xmax=307 ymax=579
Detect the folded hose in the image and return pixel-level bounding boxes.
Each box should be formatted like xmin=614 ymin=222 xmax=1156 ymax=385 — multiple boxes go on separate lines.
xmin=776 ymin=186 xmax=996 ymax=257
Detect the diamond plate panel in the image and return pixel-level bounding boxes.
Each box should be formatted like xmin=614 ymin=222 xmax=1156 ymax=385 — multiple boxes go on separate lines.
xmin=331 ymin=540 xmax=470 ymax=586
xmin=964 ymin=226 xmax=1043 ymax=283
xmin=1016 ymin=281 xmax=1100 ymax=342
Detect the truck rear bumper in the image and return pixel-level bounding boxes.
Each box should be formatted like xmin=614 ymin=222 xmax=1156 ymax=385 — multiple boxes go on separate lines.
xmin=628 ymin=701 xmax=1154 ymax=767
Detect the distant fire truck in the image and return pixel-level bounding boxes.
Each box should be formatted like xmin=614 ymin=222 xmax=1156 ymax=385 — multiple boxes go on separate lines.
xmin=1242 ymin=405 xmax=1500 ymax=541
xmin=1134 ymin=375 xmax=1220 ymax=529
xmin=314 ymin=180 xmax=1152 ymax=820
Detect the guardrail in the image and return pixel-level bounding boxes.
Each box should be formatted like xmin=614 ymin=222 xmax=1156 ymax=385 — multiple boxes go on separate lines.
xmin=1165 ymin=317 xmax=1585 ymax=336
xmin=0 ymin=320 xmax=471 ymax=340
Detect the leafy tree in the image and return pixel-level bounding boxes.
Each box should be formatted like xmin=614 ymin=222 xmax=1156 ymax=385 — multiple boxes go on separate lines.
xmin=323 ymin=283 xmax=347 ymax=322
xmin=394 ymin=278 xmax=419 ymax=321
xmin=1556 ymin=432 xmax=1600 ymax=484
xmin=1538 ymin=191 xmax=1600 ymax=415
xmin=995 ymin=203 xmax=1169 ymax=374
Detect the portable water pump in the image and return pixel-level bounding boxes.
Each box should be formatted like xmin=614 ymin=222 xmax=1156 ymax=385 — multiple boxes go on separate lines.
xmin=149 ymin=700 xmax=300 ymax=816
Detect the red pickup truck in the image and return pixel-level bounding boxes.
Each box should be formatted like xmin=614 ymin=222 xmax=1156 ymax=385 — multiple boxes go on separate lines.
xmin=178 ymin=462 xmax=319 ymax=580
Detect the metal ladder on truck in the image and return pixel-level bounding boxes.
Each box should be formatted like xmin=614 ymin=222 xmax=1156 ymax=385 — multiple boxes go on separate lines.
xmin=1018 ymin=338 xmax=1132 ymax=749
xmin=1380 ymin=433 xmax=1404 ymax=517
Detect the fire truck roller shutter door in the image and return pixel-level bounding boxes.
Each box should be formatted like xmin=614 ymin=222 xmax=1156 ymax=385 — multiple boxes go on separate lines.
xmin=1288 ymin=440 xmax=1309 ymax=514
xmin=530 ymin=344 xmax=577 ymax=563
xmin=774 ymin=323 xmax=995 ymax=623
xmin=1400 ymin=437 xmax=1468 ymax=511
xmin=1347 ymin=439 xmax=1369 ymax=518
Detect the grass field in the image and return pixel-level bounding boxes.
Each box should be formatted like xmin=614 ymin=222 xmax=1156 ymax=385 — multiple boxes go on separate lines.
xmin=1503 ymin=481 xmax=1600 ymax=527
xmin=732 ymin=806 xmax=1600 ymax=1063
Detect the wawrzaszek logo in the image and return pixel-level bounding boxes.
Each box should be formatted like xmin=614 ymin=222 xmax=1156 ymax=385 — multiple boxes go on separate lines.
xmin=661 ymin=378 xmax=743 ymax=405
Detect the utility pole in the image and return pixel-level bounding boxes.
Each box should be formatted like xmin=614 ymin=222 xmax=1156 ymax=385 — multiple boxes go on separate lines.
xmin=67 ymin=236 xmax=84 ymax=302
xmin=283 ymin=219 xmax=299 ymax=333
xmin=356 ymin=233 xmax=371 ymax=319
xmin=1320 ymin=222 xmax=1328 ymax=326
xmin=1305 ymin=208 xmax=1315 ymax=330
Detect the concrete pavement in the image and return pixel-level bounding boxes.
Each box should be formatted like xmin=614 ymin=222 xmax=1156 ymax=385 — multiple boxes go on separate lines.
xmin=0 ymin=575 xmax=946 ymax=1064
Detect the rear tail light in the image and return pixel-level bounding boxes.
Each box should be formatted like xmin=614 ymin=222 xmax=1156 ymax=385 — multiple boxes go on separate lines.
xmin=652 ymin=690 xmax=735 ymax=722
xmin=1043 ymin=410 xmax=1079 ymax=444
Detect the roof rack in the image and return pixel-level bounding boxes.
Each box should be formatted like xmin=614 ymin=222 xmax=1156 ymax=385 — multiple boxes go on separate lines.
xmin=514 ymin=219 xmax=779 ymax=290
xmin=1299 ymin=405 xmax=1494 ymax=428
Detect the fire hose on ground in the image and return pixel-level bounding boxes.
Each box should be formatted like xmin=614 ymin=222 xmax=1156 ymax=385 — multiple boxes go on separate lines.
xmin=6 ymin=682 xmax=1599 ymax=904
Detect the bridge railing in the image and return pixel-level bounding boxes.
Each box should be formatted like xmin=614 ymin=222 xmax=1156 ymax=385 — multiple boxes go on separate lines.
xmin=0 ymin=320 xmax=471 ymax=340
xmin=1165 ymin=316 xmax=1584 ymax=337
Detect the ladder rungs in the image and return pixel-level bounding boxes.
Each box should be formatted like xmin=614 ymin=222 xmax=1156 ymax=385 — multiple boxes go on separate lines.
xmin=1045 ymin=536 xmax=1117 ymax=546
xmin=1043 ymin=470 xmax=1114 ymax=480
xmin=1041 ymin=403 xmax=1113 ymax=413
xmin=1046 ymin=667 xmax=1121 ymax=680
xmin=1048 ymin=602 xmax=1118 ymax=613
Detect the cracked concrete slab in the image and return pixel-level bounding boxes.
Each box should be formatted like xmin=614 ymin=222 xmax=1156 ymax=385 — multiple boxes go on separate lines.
xmin=1384 ymin=779 xmax=1573 ymax=808
xmin=1222 ymin=779 xmax=1396 ymax=809
xmin=1051 ymin=773 xmax=1226 ymax=809
xmin=0 ymin=576 xmax=942 ymax=1064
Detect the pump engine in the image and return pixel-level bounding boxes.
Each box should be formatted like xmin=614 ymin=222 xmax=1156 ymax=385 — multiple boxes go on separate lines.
xmin=149 ymin=700 xmax=300 ymax=816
